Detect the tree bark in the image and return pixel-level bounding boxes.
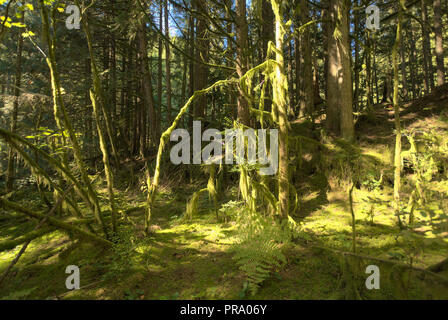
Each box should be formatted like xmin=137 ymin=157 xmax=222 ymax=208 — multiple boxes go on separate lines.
xmin=6 ymin=14 xmax=23 ymax=192
xmin=271 ymin=0 xmax=289 ymax=220
xmin=338 ymin=0 xmax=355 ymax=142
xmin=298 ymin=0 xmax=314 ymax=118
xmin=164 ymin=0 xmax=172 ymax=124
xmin=421 ymin=0 xmax=434 ymax=93
xmin=433 ymin=0 xmax=446 ymax=85
xmin=326 ymin=0 xmax=340 ymax=135
xmin=393 ymin=0 xmax=405 ymax=229
xmin=235 ymin=0 xmax=250 ymax=126
xmin=193 ymin=0 xmax=209 ymax=120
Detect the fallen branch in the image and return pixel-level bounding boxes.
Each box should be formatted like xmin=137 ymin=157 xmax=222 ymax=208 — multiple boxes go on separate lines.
xmin=427 ymin=256 xmax=448 ymax=273
xmin=0 ymin=198 xmax=112 ymax=247
xmin=0 ymin=186 xmax=72 ymax=285
xmin=306 ymin=243 xmax=448 ymax=285
xmin=0 ymin=227 xmax=56 ymax=252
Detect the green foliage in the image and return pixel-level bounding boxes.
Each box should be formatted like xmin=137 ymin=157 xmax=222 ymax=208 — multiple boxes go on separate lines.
xmin=401 ymin=129 xmax=448 ymax=229
xmin=102 ymin=227 xmax=145 ymax=282
xmin=230 ymin=209 xmax=291 ymax=295
xmin=218 ymin=200 xmax=243 ymax=222
xmin=184 ymin=188 xmax=207 ymax=220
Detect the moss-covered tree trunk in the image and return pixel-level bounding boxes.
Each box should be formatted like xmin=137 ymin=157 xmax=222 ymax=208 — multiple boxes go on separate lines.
xmin=76 ymin=0 xmax=120 ymax=233
xmin=38 ymin=0 xmax=108 ymax=237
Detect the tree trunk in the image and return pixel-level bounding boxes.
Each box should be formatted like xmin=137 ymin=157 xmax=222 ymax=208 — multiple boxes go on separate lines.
xmin=353 ymin=1 xmax=360 ymax=112
xmin=271 ymin=0 xmax=289 ymax=220
xmin=326 ymin=0 xmax=340 ymax=135
xmin=399 ymin=26 xmax=408 ymax=100
xmin=433 ymin=0 xmax=445 ymax=85
xmin=164 ymin=0 xmax=172 ymax=124
xmin=393 ymin=0 xmax=405 ymax=229
xmin=338 ymin=0 xmax=354 ymax=142
xmin=6 ymin=14 xmax=24 ymax=192
xmin=193 ymin=0 xmax=209 ymax=120
xmin=157 ymin=1 xmax=163 ymax=132
xmin=137 ymin=22 xmax=157 ymax=148
xmin=45 ymin=0 xmax=108 ymax=237
xmin=235 ymin=0 xmax=250 ymax=126
xmin=421 ymin=0 xmax=434 ymax=93
xmin=298 ymin=0 xmax=314 ymax=118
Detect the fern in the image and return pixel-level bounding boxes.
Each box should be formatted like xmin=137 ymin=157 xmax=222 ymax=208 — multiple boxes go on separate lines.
xmin=231 ymin=210 xmax=290 ymax=295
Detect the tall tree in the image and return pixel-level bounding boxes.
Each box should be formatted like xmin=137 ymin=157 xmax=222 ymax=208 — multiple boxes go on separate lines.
xmin=326 ymin=0 xmax=354 ymax=141
xmin=271 ymin=0 xmax=289 ymax=220
xmin=5 ymin=13 xmax=23 ymax=192
xmin=235 ymin=0 xmax=250 ymax=125
xmin=164 ymin=0 xmax=172 ymax=124
xmin=421 ymin=0 xmax=434 ymax=92
xmin=137 ymin=21 xmax=158 ymax=147
xmin=298 ymin=0 xmax=314 ymax=119
xmin=393 ymin=0 xmax=405 ymax=229
xmin=433 ymin=0 xmax=446 ymax=85
xmin=193 ymin=0 xmax=209 ymax=119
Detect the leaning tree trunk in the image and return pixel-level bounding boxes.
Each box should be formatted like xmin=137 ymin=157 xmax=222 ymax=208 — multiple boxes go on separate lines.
xmin=76 ymin=0 xmax=120 ymax=233
xmin=39 ymin=0 xmax=108 ymax=237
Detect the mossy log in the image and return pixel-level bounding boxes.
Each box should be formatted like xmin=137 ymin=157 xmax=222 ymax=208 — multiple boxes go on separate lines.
xmin=0 ymin=227 xmax=56 ymax=252
xmin=0 ymin=198 xmax=112 ymax=247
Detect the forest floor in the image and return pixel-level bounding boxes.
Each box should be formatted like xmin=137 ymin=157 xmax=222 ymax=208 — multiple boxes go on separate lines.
xmin=1 ymin=87 xmax=448 ymax=300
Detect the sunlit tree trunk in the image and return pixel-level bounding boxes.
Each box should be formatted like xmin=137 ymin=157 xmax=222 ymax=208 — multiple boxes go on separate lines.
xmin=271 ymin=0 xmax=289 ymax=220
xmin=433 ymin=0 xmax=445 ymax=85
xmin=338 ymin=0 xmax=354 ymax=142
xmin=393 ymin=0 xmax=405 ymax=229
xmin=326 ymin=0 xmax=340 ymax=135
xmin=40 ymin=0 xmax=108 ymax=236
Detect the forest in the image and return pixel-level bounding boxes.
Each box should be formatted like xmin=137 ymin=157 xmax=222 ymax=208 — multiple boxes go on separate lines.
xmin=0 ymin=0 xmax=447 ymax=300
